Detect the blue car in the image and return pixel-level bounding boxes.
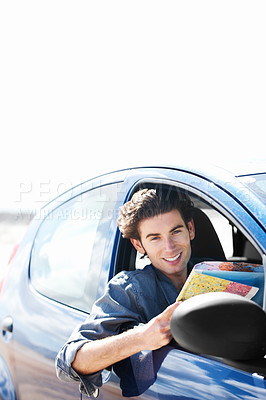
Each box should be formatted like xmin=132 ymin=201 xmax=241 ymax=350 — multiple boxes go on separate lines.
xmin=0 ymin=162 xmax=265 ymax=400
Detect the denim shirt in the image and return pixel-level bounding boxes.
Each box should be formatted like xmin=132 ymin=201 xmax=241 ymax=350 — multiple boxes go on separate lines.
xmin=55 ymin=264 xmax=189 ymax=397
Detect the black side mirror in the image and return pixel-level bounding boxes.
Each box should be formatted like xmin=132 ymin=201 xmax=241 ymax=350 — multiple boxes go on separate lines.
xmin=170 ymin=292 xmax=266 ymax=361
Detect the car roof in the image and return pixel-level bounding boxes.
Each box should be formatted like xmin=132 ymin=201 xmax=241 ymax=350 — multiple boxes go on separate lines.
xmin=104 ymin=157 xmax=266 ymax=182
xmin=215 ymin=158 xmax=266 ymax=177
xmin=43 ymin=158 xmax=266 ymax=217
xmin=108 ymin=158 xmax=266 ymax=183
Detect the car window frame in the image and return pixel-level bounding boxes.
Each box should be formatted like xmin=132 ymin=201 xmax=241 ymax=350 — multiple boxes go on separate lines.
xmin=114 ymin=176 xmax=266 ymax=309
xmin=126 ymin=177 xmax=265 ymax=254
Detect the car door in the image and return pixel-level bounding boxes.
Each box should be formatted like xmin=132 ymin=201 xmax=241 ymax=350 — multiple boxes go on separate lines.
xmin=6 ymin=180 xmax=123 ymax=400
xmin=103 ymin=169 xmax=266 ymax=400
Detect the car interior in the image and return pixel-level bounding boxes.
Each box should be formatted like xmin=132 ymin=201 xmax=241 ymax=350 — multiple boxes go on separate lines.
xmin=115 ymin=183 xmax=263 ymax=307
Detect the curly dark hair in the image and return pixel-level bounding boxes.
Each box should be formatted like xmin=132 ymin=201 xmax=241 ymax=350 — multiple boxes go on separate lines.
xmin=117 ymin=187 xmax=194 ymax=240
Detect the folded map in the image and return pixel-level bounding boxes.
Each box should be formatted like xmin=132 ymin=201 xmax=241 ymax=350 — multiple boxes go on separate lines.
xmin=177 ymin=261 xmax=264 ymax=304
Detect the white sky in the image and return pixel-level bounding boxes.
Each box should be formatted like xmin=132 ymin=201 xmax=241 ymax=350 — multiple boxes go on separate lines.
xmin=1 ymin=1 xmax=265 ymax=212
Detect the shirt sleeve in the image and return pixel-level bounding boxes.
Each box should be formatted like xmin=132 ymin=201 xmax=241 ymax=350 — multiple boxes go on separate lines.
xmin=55 ymin=271 xmax=144 ymax=396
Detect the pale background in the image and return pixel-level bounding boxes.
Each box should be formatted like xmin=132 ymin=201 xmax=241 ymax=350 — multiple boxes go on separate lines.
xmin=0 ymin=1 xmax=265 ymax=274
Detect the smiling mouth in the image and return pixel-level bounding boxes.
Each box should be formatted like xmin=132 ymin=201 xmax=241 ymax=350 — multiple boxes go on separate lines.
xmin=164 ymin=253 xmax=181 ymax=262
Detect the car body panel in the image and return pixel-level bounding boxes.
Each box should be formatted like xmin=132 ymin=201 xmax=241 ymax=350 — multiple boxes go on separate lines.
xmin=0 ymin=354 xmax=16 ymax=400
xmin=0 ymin=163 xmax=265 ymax=399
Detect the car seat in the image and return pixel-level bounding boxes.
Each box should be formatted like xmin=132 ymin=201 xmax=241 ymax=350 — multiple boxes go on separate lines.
xmin=191 ymin=208 xmax=226 ymax=261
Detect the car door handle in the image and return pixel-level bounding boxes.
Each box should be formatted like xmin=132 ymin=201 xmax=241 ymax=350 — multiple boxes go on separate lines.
xmin=2 ymin=316 xmax=13 ymax=333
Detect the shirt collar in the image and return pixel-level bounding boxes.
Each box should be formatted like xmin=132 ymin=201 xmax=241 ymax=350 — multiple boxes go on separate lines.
xmin=150 ymin=261 xmax=194 ymax=305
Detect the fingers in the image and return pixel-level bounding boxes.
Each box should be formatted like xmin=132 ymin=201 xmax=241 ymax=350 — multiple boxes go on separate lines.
xmin=159 ymin=302 xmax=181 ymax=322
xmin=142 ymin=302 xmax=182 ymax=350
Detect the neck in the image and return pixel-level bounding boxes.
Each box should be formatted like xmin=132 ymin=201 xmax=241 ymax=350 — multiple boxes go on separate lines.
xmin=151 ymin=264 xmax=188 ymax=293
xmin=165 ymin=268 xmax=188 ymax=292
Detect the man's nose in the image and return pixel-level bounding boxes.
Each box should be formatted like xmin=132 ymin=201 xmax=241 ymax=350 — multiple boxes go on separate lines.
xmin=164 ymin=237 xmax=176 ymax=252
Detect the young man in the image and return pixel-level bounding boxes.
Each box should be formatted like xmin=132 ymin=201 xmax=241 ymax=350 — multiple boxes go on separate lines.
xmin=56 ymin=187 xmax=195 ymax=396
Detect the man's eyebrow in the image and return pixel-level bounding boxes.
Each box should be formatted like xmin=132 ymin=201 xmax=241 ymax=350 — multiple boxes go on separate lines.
xmin=146 ymin=232 xmax=160 ymax=239
xmin=145 ymin=224 xmax=184 ymax=239
xmin=170 ymin=224 xmax=184 ymax=233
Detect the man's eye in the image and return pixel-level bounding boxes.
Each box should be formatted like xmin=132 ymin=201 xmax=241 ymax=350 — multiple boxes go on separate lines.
xmin=173 ymin=230 xmax=181 ymax=235
xmin=151 ymin=236 xmax=159 ymax=241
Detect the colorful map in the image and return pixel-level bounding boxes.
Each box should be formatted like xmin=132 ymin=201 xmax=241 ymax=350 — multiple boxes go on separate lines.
xmin=177 ymin=261 xmax=262 ymax=302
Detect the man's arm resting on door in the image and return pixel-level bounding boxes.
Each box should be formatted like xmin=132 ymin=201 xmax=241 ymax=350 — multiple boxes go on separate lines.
xmin=72 ymin=302 xmax=180 ymax=375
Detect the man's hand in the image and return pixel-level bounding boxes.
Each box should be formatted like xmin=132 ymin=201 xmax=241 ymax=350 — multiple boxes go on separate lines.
xmin=138 ymin=302 xmax=180 ymax=350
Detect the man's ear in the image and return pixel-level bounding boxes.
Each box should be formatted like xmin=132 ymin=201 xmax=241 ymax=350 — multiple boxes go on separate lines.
xmin=130 ymin=238 xmax=146 ymax=254
xmin=188 ymin=219 xmax=195 ymax=241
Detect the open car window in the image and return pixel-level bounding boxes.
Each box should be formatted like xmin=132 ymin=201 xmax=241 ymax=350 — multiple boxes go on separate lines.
xmin=115 ymin=183 xmax=263 ymax=303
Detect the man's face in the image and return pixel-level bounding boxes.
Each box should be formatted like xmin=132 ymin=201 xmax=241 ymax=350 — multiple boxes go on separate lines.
xmin=131 ymin=209 xmax=195 ymax=282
